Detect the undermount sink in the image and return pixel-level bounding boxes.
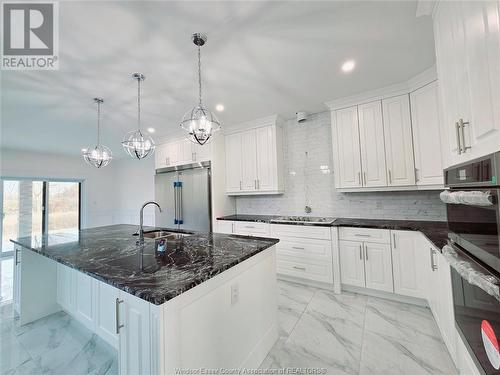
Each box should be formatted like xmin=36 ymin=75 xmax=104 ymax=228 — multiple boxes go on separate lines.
xmin=270 ymin=216 xmax=336 ymax=225
xmin=135 ymin=230 xmax=193 ymax=240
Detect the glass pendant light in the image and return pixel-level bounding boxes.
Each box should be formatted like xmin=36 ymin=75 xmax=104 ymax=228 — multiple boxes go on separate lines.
xmin=180 ymin=33 xmax=221 ymax=145
xmin=122 ymin=73 xmax=155 ymax=159
xmin=82 ymin=98 xmax=113 ymax=168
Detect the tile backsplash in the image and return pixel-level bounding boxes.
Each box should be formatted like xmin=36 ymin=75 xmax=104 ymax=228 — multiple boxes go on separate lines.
xmin=235 ymin=111 xmax=447 ymax=221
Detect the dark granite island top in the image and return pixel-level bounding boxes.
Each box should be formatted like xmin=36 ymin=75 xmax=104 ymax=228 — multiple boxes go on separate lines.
xmin=11 ymin=224 xmax=279 ymax=305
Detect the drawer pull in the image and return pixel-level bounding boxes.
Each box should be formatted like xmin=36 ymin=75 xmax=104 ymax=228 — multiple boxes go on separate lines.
xmin=244 ymin=226 xmax=255 ymax=229
xmin=354 ymin=234 xmax=371 ymax=237
xmin=293 ymin=266 xmax=306 ymax=271
xmin=292 ymin=246 xmax=305 ymax=250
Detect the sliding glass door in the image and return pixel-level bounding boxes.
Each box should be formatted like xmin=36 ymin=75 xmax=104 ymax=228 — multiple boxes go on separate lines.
xmin=0 ymin=179 xmax=81 ymax=254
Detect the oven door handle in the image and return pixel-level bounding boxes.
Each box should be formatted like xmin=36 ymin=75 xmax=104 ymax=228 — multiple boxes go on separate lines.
xmin=443 ymin=243 xmax=500 ymax=303
xmin=439 ymin=190 xmax=494 ymax=207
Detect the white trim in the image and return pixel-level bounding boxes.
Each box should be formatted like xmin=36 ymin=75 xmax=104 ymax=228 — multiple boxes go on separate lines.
xmin=341 ymin=284 xmax=428 ymax=307
xmin=336 ymin=184 xmax=444 ymax=193
xmin=226 ymin=189 xmax=285 ymax=196
xmin=223 ymin=114 xmax=283 ymax=135
xmin=325 ymin=66 xmax=437 ymax=110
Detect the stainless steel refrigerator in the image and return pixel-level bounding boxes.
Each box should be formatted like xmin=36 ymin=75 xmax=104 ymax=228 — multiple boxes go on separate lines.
xmin=154 ymin=161 xmax=212 ymax=232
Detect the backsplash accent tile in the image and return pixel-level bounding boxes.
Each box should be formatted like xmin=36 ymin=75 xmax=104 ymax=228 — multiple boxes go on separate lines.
xmin=235 ymin=111 xmax=446 ymax=221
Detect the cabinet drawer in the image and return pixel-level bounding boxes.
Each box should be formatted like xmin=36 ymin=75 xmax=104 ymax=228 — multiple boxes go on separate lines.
xmin=276 ymin=255 xmax=333 ymax=284
xmin=276 ymin=237 xmax=332 ymax=261
xmin=271 ymin=224 xmax=331 ymax=240
xmin=339 ymin=227 xmax=390 ymax=244
xmin=216 ymin=220 xmax=234 ymax=234
xmin=233 ymin=221 xmax=270 ymax=236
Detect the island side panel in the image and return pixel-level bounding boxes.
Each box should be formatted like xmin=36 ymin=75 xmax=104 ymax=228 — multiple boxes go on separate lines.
xmin=155 ymin=246 xmax=278 ymax=373
xmin=19 ymin=246 xmax=60 ymax=325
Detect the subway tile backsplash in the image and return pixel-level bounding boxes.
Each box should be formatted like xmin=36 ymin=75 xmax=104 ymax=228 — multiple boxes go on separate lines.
xmin=235 ymin=111 xmax=447 ymax=221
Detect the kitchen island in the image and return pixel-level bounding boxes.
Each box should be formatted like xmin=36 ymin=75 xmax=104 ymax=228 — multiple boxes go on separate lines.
xmin=11 ymin=224 xmax=279 ymax=375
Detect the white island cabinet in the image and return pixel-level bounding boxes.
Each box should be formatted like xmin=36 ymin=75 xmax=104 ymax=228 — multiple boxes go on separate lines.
xmin=13 ymin=236 xmax=278 ymax=375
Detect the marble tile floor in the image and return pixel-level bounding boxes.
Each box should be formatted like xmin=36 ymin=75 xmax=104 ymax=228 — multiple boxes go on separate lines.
xmin=0 ymin=303 xmax=118 ymax=375
xmin=261 ymin=280 xmax=459 ymax=375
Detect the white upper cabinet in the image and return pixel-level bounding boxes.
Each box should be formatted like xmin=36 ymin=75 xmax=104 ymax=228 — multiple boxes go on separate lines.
xmin=358 ymin=101 xmax=387 ymax=187
xmin=333 ymin=106 xmax=362 ymax=188
xmin=433 ymin=1 xmax=500 ymax=166
xmin=224 ymin=115 xmax=284 ymax=195
xmin=224 ymin=133 xmax=243 ymax=193
xmin=382 ymin=95 xmax=415 ymax=187
xmin=328 ymin=69 xmax=444 ymax=191
xmin=155 ymin=138 xmax=212 ymax=170
xmin=410 ymin=81 xmax=444 ymax=186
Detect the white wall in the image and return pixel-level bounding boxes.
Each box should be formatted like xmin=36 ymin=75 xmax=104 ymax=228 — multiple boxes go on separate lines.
xmin=0 ymin=148 xmax=156 ymax=229
xmin=235 ymin=111 xmax=447 ymax=221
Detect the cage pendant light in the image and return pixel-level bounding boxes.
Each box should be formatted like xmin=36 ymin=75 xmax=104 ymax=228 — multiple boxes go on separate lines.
xmin=180 ymin=33 xmax=221 ymax=145
xmin=82 ymin=98 xmax=113 ymax=168
xmin=122 ymin=73 xmax=155 ymax=159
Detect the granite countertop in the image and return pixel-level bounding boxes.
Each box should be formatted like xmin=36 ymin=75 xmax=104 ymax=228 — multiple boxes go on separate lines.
xmin=11 ymin=224 xmax=279 ymax=305
xmin=216 ymin=215 xmax=449 ymax=249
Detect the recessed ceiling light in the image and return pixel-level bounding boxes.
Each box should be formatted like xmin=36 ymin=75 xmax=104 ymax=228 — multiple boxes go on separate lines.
xmin=215 ymin=104 xmax=224 ymax=112
xmin=341 ymin=60 xmax=356 ymax=73
xmin=147 ymin=127 xmax=155 ymax=133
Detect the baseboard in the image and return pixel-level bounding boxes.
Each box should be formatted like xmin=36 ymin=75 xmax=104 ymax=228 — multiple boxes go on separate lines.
xmin=277 ymin=274 xmax=337 ymax=293
xmin=341 ymin=284 xmax=428 ymax=307
xmin=240 ymin=322 xmax=278 ymax=369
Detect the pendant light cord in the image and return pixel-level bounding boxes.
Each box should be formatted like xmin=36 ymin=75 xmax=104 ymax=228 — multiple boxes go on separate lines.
xmin=198 ymin=45 xmax=202 ymax=107
xmin=97 ymin=100 xmax=101 ymax=146
xmin=137 ymin=76 xmax=141 ymax=131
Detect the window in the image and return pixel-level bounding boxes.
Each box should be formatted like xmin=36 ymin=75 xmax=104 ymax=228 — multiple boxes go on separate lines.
xmin=0 ymin=179 xmax=81 ymax=254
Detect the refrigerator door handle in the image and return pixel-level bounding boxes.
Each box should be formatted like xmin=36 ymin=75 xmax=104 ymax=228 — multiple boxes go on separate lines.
xmin=173 ymin=181 xmax=179 ymax=225
xmin=178 ymin=181 xmax=183 ymax=225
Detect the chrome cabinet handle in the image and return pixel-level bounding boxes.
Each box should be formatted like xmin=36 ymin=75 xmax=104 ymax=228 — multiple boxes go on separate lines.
xmin=257 ymin=179 xmax=260 ymax=189
xmin=15 ymin=248 xmax=20 ymax=265
xmin=455 ymin=122 xmax=462 ymax=154
xmin=364 ymin=244 xmax=368 ymax=261
xmin=459 ymin=119 xmax=471 ymax=152
xmin=244 ymin=225 xmax=255 ymax=229
xmin=355 ymin=234 xmax=371 ymax=237
xmin=359 ymin=244 xmax=363 ymax=260
xmin=393 ymin=233 xmax=396 ymax=249
xmin=293 ymin=266 xmax=306 ymax=271
xmin=358 ymin=172 xmax=361 ymax=186
xmin=254 ymin=180 xmax=257 ymax=189
xmin=166 ymin=157 xmax=170 ymax=165
xmin=363 ymin=172 xmax=367 ymax=185
xmin=115 ymin=298 xmax=124 ymax=334
xmin=388 ymin=170 xmax=392 ymax=184
xmin=429 ymin=248 xmax=437 ymax=271
xmin=415 ymin=168 xmax=419 ymax=182
xmin=292 ymin=246 xmax=305 ymax=250
xmin=192 ymin=152 xmax=196 ymax=161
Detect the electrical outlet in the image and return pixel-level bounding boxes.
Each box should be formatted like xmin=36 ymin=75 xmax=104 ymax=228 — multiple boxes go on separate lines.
xmin=231 ymin=283 xmax=239 ymax=306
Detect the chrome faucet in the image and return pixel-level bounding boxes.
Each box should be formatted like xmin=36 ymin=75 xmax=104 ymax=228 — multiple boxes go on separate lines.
xmin=137 ymin=201 xmax=162 ymax=245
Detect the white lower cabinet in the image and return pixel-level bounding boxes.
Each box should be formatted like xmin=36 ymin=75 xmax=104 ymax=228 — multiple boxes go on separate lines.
xmin=118 ymin=292 xmax=151 ymax=375
xmin=391 ymin=231 xmax=428 ymax=299
xmin=339 ymin=240 xmax=366 ymax=288
xmin=216 ymin=220 xmax=234 ymax=234
xmin=364 ymin=242 xmax=393 ymax=293
xmin=13 ymin=246 xmax=22 ymax=314
xmin=56 ymin=264 xmax=152 ymax=373
xmin=233 ymin=221 xmax=270 ymax=237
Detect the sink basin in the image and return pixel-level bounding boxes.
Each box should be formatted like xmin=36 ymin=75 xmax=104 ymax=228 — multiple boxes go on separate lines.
xmin=270 ymin=216 xmax=336 ymax=225
xmin=136 ymin=230 xmax=193 ymax=240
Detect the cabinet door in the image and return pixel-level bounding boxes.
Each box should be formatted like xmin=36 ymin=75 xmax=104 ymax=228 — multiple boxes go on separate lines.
xmin=165 ymin=142 xmax=179 ymax=167
xmin=225 ymin=133 xmax=242 ymax=192
xmin=179 ymin=139 xmax=194 ymax=165
xmin=364 ymin=242 xmax=393 ymax=292
xmin=333 ymin=106 xmax=362 ymax=188
xmin=154 ymin=144 xmax=168 ymax=169
xmin=462 ymin=1 xmax=500 ymax=156
xmin=93 ymin=280 xmax=119 ymax=349
xmin=216 ymin=220 xmax=234 ymax=234
xmin=56 ymin=263 xmax=75 ymax=314
xmin=358 ymin=101 xmax=387 ymax=187
xmin=193 ymin=142 xmax=211 ymax=162
xmin=410 ymin=82 xmax=444 ymax=186
xmin=339 ymin=240 xmax=365 ymax=287
xmin=255 ymin=126 xmax=277 ymax=191
xmin=119 ymin=292 xmax=151 ymax=375
xmin=391 ymin=231 xmax=426 ymax=299
xmin=13 ymin=247 xmax=22 ymax=314
xmin=382 ymin=95 xmax=415 ymax=186
xmin=240 ymin=129 xmax=258 ymax=191
xmin=74 ymin=271 xmax=95 ymax=331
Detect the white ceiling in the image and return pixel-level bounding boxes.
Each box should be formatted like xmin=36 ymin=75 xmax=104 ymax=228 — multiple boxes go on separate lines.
xmin=0 ymin=0 xmax=435 ymax=157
